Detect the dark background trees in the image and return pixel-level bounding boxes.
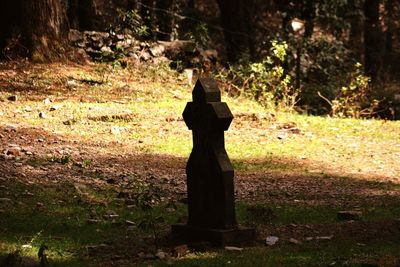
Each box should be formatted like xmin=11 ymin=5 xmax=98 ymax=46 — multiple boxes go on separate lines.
xmin=0 ymin=0 xmax=399 ymax=117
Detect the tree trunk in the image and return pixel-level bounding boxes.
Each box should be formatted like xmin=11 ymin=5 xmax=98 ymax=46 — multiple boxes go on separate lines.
xmin=302 ymin=0 xmax=315 ymax=38
xmin=216 ymin=0 xmax=255 ymax=63
xmin=364 ymin=0 xmax=383 ymax=81
xmin=383 ymin=0 xmax=394 ymax=73
xmin=20 ymin=0 xmax=68 ymax=62
xmin=349 ymin=0 xmax=364 ymax=62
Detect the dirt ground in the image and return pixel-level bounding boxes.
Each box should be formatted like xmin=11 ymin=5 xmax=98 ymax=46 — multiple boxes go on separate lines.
xmin=1 ymin=61 xmax=400 ymax=266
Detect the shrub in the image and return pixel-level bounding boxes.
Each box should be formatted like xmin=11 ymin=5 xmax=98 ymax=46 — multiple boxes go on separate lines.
xmin=217 ymin=40 xmax=299 ymax=112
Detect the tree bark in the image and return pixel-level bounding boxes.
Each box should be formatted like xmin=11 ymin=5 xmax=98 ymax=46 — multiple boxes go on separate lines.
xmin=364 ymin=0 xmax=383 ymax=81
xmin=19 ymin=0 xmax=68 ymax=62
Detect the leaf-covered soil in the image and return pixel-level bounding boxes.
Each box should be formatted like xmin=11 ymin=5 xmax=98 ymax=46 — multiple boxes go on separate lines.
xmin=0 ymin=60 xmax=400 ymax=266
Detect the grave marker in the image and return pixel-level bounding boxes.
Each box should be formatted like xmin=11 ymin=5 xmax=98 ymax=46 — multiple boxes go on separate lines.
xmin=172 ymin=78 xmax=255 ymax=246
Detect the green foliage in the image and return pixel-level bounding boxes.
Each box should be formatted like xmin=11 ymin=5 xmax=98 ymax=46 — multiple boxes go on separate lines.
xmin=131 ymin=181 xmax=170 ymax=248
xmin=293 ymin=36 xmax=352 ymax=114
xmin=321 ymin=63 xmax=379 ymax=118
xmin=185 ymin=22 xmax=210 ymax=48
xmin=314 ymin=0 xmax=353 ymax=35
xmin=218 ymin=41 xmax=298 ymax=112
xmin=113 ymin=8 xmax=149 ymax=38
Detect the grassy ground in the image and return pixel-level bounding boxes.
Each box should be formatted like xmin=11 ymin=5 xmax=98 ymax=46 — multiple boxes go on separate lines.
xmin=0 ymin=59 xmax=400 ymax=266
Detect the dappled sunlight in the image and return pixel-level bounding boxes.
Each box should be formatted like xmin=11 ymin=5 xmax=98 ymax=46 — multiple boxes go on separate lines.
xmin=1 ymin=62 xmax=400 ymax=266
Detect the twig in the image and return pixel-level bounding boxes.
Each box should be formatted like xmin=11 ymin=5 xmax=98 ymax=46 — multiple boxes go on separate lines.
xmin=317 ymin=91 xmax=333 ymax=106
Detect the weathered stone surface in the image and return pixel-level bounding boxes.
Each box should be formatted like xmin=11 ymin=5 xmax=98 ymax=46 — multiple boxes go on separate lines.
xmin=172 ymin=78 xmax=255 ymax=246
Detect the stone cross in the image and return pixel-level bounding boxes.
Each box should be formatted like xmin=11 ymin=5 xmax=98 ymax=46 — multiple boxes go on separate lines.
xmin=172 ymin=78 xmax=255 ymax=245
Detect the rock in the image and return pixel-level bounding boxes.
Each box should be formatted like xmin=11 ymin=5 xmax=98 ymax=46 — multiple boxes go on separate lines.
xmin=6 ymin=146 xmax=21 ymax=156
xmin=24 ymin=106 xmax=32 ymax=112
xmin=69 ymin=29 xmax=83 ymax=42
xmin=265 ymin=236 xmax=279 ymax=246
xmin=173 ymin=244 xmax=189 ymax=257
xmin=277 ymin=132 xmax=287 ymax=140
xmin=36 ymin=202 xmax=44 ymax=208
xmin=50 ymin=105 xmax=62 ymax=111
xmin=110 ymin=126 xmax=121 ymax=135
xmin=7 ymin=95 xmax=17 ymax=101
xmin=155 ymin=250 xmax=166 ymax=260
xmin=149 ymin=44 xmax=165 ymax=57
xmin=43 ymin=98 xmax=52 ymax=105
xmin=66 ymin=80 xmax=78 ymax=89
xmin=337 ymin=210 xmax=362 ymax=221
xmin=224 ymin=246 xmax=243 ymax=251
xmin=100 ymin=46 xmax=112 ymax=53
xmin=39 ymin=112 xmax=46 ymax=118
xmin=289 ymin=238 xmax=302 ymax=245
xmin=139 ymin=51 xmax=151 ymax=61
xmin=5 ymin=125 xmax=17 ymax=132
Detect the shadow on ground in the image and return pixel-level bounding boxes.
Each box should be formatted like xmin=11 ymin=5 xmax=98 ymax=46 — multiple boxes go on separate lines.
xmin=1 ymin=125 xmax=400 ymax=266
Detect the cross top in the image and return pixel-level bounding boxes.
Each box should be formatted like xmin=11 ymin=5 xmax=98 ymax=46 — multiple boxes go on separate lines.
xmin=192 ymin=77 xmax=221 ymax=103
xmin=183 ymin=78 xmax=233 ymax=132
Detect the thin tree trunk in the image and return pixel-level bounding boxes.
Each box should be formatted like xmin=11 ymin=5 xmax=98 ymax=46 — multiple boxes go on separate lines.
xmin=302 ymin=1 xmax=315 ymax=38
xmin=383 ymin=0 xmax=394 ymax=72
xmin=364 ymin=0 xmax=382 ymax=81
xmin=216 ymin=0 xmax=254 ymax=62
xmin=349 ymin=0 xmax=364 ymax=62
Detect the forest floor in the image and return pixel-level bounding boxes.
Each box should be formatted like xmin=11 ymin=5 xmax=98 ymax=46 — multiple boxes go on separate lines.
xmin=0 ymin=60 xmax=400 ymax=266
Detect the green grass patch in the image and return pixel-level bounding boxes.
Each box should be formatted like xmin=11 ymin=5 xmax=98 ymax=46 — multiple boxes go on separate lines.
xmin=151 ymin=241 xmax=400 ymax=267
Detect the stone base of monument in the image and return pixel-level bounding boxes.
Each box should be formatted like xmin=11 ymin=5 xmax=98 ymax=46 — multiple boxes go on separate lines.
xmin=171 ymin=224 xmax=256 ymax=246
